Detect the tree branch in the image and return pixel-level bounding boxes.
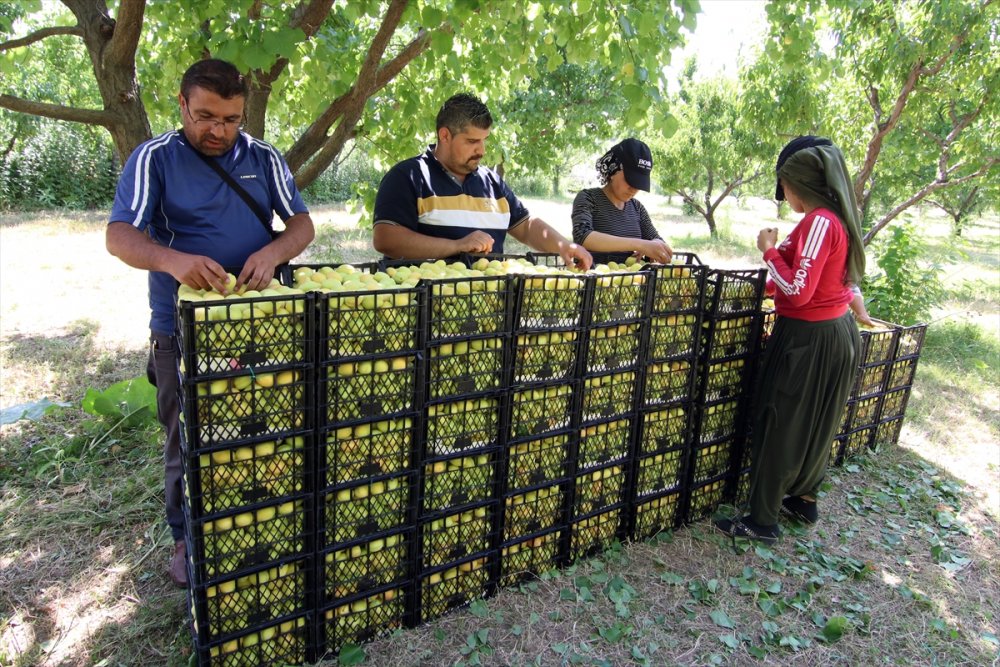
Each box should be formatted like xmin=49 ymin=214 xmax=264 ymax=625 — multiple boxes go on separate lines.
xmin=0 ymin=94 xmax=113 ymax=126
xmin=0 ymin=25 xmax=82 ymax=52
xmin=106 ymin=0 xmax=146 ymax=67
xmin=863 ymin=158 xmax=998 ymax=244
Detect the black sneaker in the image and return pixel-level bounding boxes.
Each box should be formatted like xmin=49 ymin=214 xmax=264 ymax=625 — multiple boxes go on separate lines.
xmin=714 ymin=516 xmax=780 ymax=543
xmin=781 ymin=496 xmax=819 ymax=525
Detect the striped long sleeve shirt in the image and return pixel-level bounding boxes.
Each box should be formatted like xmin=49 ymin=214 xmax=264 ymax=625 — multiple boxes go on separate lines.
xmin=571 ymin=187 xmax=661 ymax=265
xmin=763 ymin=207 xmax=853 ymax=321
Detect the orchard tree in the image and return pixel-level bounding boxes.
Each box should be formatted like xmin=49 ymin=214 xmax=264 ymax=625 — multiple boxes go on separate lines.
xmin=764 ymin=0 xmax=999 ymax=245
xmin=655 ymin=63 xmax=763 ymax=236
xmin=0 ymin=0 xmax=699 ymax=195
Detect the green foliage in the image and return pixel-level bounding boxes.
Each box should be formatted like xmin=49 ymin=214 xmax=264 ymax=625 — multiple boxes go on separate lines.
xmin=81 ymin=376 xmax=158 ymax=429
xmin=301 ymin=143 xmax=383 ymax=205
xmin=0 ymin=116 xmax=119 ymax=210
xmin=864 ymin=223 xmax=943 ymax=324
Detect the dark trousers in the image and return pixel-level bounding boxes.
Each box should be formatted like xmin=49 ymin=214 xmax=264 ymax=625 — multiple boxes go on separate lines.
xmin=146 ymin=332 xmax=185 ymax=542
xmin=747 ymin=312 xmax=861 ymax=525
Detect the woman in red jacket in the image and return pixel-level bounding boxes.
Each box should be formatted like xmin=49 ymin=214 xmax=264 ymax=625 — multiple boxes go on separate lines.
xmin=716 ymin=136 xmax=866 ymax=542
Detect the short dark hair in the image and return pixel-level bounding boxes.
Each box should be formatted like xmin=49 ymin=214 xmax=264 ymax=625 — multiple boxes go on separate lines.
xmin=180 ymin=59 xmax=248 ymax=100
xmin=436 ymin=93 xmax=493 ymax=136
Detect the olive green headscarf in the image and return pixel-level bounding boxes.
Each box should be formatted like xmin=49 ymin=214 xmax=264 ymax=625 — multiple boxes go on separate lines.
xmin=777 ymin=141 xmax=866 ymax=285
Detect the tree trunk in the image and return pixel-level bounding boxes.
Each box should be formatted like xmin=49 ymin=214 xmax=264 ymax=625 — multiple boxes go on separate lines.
xmin=705 ymin=209 xmax=717 ymax=237
xmin=63 ymin=0 xmax=151 ymax=162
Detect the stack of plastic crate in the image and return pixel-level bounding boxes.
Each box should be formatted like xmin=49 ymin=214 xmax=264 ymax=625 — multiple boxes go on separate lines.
xmin=685 ymin=268 xmax=767 ymax=523
xmin=569 ymin=266 xmax=650 ymax=561
xmin=313 ymin=269 xmax=424 ymax=656
xmin=178 ymin=290 xmax=316 ymax=667
xmin=832 ymin=324 xmax=900 ymax=464
xmin=872 ymin=323 xmax=927 ymax=451
xmin=628 ymin=257 xmax=706 ymax=539
xmin=416 ymin=271 xmax=512 ymax=625
xmin=498 ymin=267 xmax=588 ymax=586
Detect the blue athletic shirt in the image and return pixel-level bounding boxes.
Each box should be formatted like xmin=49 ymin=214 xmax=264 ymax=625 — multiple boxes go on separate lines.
xmin=372 ymin=146 xmax=530 ymax=255
xmin=109 ymin=130 xmax=308 ymax=335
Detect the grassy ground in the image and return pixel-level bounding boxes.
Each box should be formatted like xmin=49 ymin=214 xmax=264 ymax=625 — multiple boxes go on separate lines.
xmin=0 ymin=197 xmax=997 ymax=666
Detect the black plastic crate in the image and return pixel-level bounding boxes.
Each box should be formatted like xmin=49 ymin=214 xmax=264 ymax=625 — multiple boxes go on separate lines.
xmin=894 ymin=323 xmax=927 ymax=359
xmin=506 ymin=430 xmax=571 ymax=489
xmin=186 ymin=366 xmax=312 ymax=449
xmin=191 ymin=557 xmax=308 ymax=643
xmin=322 ymin=583 xmax=409 ymax=659
xmin=322 ymin=529 xmax=412 ymax=604
xmin=320 ymin=285 xmax=423 ymax=360
xmin=424 ymin=395 xmax=502 ymax=456
xmin=573 ymin=462 xmax=626 ymax=516
xmin=634 ymin=447 xmax=687 ymax=497
xmin=322 ymin=415 xmax=416 ymax=487
xmin=419 ymin=503 xmax=495 ymax=569
xmin=580 ymin=370 xmax=637 ymax=423
xmin=585 ymin=322 xmax=642 ymax=373
xmin=577 ymin=417 xmax=632 ymax=470
xmin=684 ymin=473 xmax=732 ymax=524
xmin=569 ymin=505 xmax=624 ymax=562
xmin=512 ymin=328 xmax=582 ymax=383
xmin=689 ymin=436 xmax=739 ymax=485
xmin=841 ymin=425 xmax=876 ymax=461
xmin=502 ymin=482 xmax=565 ymax=542
xmin=320 ymin=473 xmax=413 ymax=547
xmin=858 ymin=325 xmax=900 ymax=365
xmin=643 ymin=358 xmax=697 ymax=406
xmin=887 ymin=357 xmax=920 ymax=391
xmin=190 ymin=496 xmax=310 ymax=580
xmin=631 ymin=489 xmax=683 ymax=540
xmin=589 ymin=269 xmax=650 ymax=326
xmin=178 ymin=291 xmax=314 ymax=377
xmin=194 ymin=613 xmax=308 ymax=667
xmin=849 ymin=395 xmax=882 ymax=430
xmin=321 ymin=353 xmax=419 ymax=425
xmin=648 ymin=263 xmax=707 ymax=314
xmin=829 ymin=436 xmax=845 ymax=467
xmin=647 ymin=312 xmax=701 ymax=360
xmin=852 ymin=361 xmax=891 ymax=399
xmin=427 ymin=274 xmax=512 ymax=340
xmin=508 ymin=382 xmax=575 ymax=440
xmin=515 ymin=271 xmax=589 ymax=329
xmin=703 ymin=269 xmax=766 ymax=316
xmin=700 ymin=356 xmax=754 ymax=403
xmin=417 ymin=552 xmax=493 ymax=625
xmin=187 ymin=434 xmax=308 ymax=517
xmin=421 ymin=449 xmax=498 ymax=514
xmin=428 ymin=336 xmax=506 ymax=400
xmin=500 ymin=528 xmax=564 ymax=588
xmin=878 ymin=388 xmax=912 ymax=422
xmin=873 ymin=417 xmax=905 ymax=449
xmin=696 ymin=398 xmax=744 ymax=443
xmin=637 ymin=405 xmax=692 ymax=456
xmin=702 ymin=314 xmax=763 ymax=361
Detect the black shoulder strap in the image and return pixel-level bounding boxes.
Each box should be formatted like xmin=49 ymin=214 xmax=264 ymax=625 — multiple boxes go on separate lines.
xmin=190 ymin=144 xmax=277 ymax=239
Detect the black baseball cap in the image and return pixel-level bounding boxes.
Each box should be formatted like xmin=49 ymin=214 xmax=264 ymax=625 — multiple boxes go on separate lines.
xmin=775 ymin=135 xmax=832 ymax=200
xmin=613 ymin=138 xmax=653 ymax=191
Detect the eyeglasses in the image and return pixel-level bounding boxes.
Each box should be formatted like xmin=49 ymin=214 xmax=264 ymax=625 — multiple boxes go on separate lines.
xmin=183 ymin=99 xmax=244 ymax=131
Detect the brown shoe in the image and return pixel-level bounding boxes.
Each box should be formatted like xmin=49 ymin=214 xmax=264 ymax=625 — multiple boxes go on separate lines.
xmin=169 ymin=540 xmax=188 ymax=588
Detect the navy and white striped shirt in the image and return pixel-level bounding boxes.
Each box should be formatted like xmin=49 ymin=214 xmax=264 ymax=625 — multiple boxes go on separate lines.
xmin=110 ymin=130 xmax=308 ymax=334
xmin=571 ymin=187 xmax=660 ymax=264
xmin=373 ymin=147 xmax=530 ymax=256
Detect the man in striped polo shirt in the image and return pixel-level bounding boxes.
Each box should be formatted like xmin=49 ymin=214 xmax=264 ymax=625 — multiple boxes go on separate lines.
xmin=106 ymin=59 xmax=314 ymax=587
xmin=372 ymin=93 xmax=592 ymax=270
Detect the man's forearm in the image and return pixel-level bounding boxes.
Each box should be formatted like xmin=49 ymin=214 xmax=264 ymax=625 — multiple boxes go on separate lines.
xmin=373 ymin=223 xmax=460 ymax=259
xmin=267 ymin=213 xmax=315 ymax=263
xmin=512 ymin=217 xmax=573 ymax=254
xmin=106 ymin=221 xmax=184 ymax=273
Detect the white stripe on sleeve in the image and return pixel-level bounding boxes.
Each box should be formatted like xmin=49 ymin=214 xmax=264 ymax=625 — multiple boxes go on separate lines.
xmin=802 ymin=215 xmax=829 ymax=260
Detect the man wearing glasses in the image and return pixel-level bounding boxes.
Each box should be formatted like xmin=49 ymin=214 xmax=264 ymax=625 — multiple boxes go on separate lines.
xmin=106 ymin=58 xmax=314 ymax=588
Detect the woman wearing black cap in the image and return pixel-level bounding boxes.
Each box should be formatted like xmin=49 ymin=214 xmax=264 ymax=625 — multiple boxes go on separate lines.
xmin=571 ymin=138 xmax=673 ymax=265
xmin=715 ymin=136 xmax=865 ymax=543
